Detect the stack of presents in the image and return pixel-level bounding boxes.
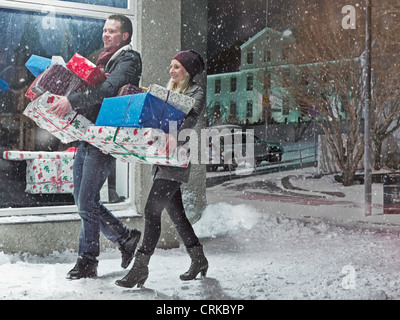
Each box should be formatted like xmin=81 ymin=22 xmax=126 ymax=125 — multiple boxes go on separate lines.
xmin=3 ymin=53 xmax=194 ymax=195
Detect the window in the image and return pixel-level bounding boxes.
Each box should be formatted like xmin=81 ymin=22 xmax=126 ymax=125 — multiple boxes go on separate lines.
xmin=264 ymin=73 xmax=271 ymax=90
xmin=230 ymin=77 xmax=237 ymax=92
xmin=282 ymin=46 xmax=290 ymax=61
xmin=215 ymin=79 xmax=221 ymax=94
xmin=246 ymin=101 xmax=253 ymax=118
xmin=282 ymin=98 xmax=290 ymax=115
xmin=265 ymin=50 xmax=271 ymax=63
xmin=247 ymin=52 xmax=253 ymax=65
xmin=229 ymin=101 xmax=237 ymax=118
xmin=60 ymin=0 xmax=128 ymax=8
xmin=246 ymin=74 xmax=253 ymax=91
xmin=301 ymin=73 xmax=309 ymax=86
xmin=281 ymin=69 xmax=290 ymax=88
xmin=211 ymin=102 xmax=221 ymax=124
xmin=0 ymin=2 xmax=136 ymax=214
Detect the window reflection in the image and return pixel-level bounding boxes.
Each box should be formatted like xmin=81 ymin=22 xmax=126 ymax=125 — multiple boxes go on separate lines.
xmin=0 ymin=8 xmax=107 ymax=208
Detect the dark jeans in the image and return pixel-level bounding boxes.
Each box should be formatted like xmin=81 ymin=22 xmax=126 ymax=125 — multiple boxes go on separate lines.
xmin=73 ymin=141 xmax=129 ymax=260
xmin=139 ymin=178 xmax=199 ymax=255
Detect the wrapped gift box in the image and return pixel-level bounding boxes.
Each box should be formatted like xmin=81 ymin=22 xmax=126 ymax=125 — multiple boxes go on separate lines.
xmin=95 ymin=93 xmax=186 ymax=133
xmin=26 ymin=158 xmax=74 ymax=194
xmin=118 ymin=84 xmax=143 ymax=96
xmin=3 ymin=148 xmax=76 ymax=161
xmin=0 ymin=78 xmax=9 ymax=93
xmin=23 ymin=92 xmax=93 ymax=144
xmin=3 ymin=148 xmax=110 ymax=197
xmin=66 ymin=53 xmax=106 ymax=86
xmin=84 ymin=126 xmax=190 ymax=167
xmin=25 ymin=64 xmax=89 ymax=100
xmin=148 ymin=84 xmax=195 ymax=115
xmin=85 ymin=126 xmax=165 ymax=155
xmin=25 ymin=55 xmax=52 ymax=77
xmin=2 ymin=149 xmax=75 ymax=194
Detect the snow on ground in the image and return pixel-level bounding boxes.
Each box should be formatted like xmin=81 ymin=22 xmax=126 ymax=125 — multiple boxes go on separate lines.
xmin=1 ymin=168 xmax=400 ymax=300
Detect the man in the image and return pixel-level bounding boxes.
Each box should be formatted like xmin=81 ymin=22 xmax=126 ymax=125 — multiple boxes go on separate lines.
xmin=49 ymin=14 xmax=142 ymax=280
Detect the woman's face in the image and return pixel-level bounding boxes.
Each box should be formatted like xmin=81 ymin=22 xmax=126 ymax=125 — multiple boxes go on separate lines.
xmin=169 ymin=59 xmax=187 ymax=84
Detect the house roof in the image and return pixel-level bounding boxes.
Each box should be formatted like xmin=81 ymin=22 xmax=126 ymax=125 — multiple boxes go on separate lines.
xmin=240 ymin=27 xmax=284 ymax=50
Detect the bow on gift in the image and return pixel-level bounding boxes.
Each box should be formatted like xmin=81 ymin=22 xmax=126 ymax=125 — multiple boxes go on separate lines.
xmin=51 ymin=174 xmax=63 ymax=193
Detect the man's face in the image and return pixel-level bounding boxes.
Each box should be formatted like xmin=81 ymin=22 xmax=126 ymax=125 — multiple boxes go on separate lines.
xmin=102 ymin=19 xmax=129 ymax=50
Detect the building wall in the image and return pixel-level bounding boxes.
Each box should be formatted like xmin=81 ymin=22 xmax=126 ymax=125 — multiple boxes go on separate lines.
xmin=207 ymin=27 xmax=301 ymax=127
xmin=135 ymin=0 xmax=208 ymax=230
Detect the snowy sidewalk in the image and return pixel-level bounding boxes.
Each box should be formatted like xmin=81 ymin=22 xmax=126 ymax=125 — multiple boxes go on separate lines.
xmin=207 ymin=167 xmax=400 ymax=229
xmin=1 ymin=167 xmax=400 ymax=300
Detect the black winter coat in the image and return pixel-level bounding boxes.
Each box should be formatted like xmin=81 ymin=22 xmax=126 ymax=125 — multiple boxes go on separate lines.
xmin=67 ymin=44 xmax=142 ymax=123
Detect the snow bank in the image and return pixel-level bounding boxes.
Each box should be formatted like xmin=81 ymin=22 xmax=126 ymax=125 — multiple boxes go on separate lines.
xmin=194 ymin=202 xmax=261 ymax=237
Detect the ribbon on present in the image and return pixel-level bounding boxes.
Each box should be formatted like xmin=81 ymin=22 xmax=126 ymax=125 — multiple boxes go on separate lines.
xmin=51 ymin=174 xmax=64 ymax=193
xmin=25 ymin=159 xmax=73 ymax=194
xmin=108 ymin=127 xmax=178 ymax=162
xmin=26 ymin=178 xmax=73 ymax=194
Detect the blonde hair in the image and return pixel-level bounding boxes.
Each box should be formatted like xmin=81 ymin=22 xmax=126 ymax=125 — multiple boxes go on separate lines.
xmin=166 ymin=71 xmax=191 ymax=94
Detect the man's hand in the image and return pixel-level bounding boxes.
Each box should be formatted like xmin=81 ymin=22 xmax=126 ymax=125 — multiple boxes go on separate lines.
xmin=159 ymin=133 xmax=177 ymax=157
xmin=47 ymin=96 xmax=73 ymax=119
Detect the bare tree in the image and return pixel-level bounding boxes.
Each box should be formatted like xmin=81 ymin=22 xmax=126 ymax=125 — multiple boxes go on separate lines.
xmin=273 ymin=0 xmax=400 ymax=185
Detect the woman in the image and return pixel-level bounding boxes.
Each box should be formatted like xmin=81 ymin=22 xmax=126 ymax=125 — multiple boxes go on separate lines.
xmin=116 ymin=50 xmax=208 ymax=288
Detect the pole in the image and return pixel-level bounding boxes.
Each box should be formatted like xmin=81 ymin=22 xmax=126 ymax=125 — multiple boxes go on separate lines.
xmin=364 ymin=0 xmax=372 ymax=216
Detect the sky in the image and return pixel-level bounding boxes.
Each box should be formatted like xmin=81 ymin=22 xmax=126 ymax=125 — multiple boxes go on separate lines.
xmin=207 ymin=0 xmax=295 ymax=73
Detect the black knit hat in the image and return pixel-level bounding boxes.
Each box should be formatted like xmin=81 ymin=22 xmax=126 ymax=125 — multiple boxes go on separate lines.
xmin=173 ymin=49 xmax=205 ymax=79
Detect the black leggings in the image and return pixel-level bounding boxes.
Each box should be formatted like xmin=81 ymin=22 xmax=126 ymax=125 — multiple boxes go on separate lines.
xmin=139 ymin=179 xmax=200 ymax=255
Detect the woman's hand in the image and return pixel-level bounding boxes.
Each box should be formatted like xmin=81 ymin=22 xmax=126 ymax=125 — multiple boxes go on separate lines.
xmin=159 ymin=133 xmax=177 ymax=157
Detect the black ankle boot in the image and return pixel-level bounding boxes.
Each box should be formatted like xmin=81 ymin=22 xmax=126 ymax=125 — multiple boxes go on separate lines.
xmin=118 ymin=228 xmax=141 ymax=269
xmin=180 ymin=243 xmax=208 ymax=281
xmin=66 ymin=256 xmax=98 ymax=280
xmin=115 ymin=251 xmax=151 ymax=288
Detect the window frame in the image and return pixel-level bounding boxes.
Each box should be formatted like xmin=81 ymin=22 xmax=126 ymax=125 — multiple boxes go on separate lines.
xmin=0 ymin=0 xmax=137 ymax=217
xmin=246 ymin=73 xmax=253 ymax=91
xmin=0 ymin=0 xmax=137 ymax=48
xmin=246 ymin=100 xmax=253 ymax=118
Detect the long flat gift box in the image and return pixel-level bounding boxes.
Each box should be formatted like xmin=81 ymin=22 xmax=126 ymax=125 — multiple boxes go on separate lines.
xmin=23 ymin=92 xmax=93 ymax=144
xmin=3 ymin=148 xmax=76 ymax=161
xmin=84 ymin=126 xmax=190 ymax=167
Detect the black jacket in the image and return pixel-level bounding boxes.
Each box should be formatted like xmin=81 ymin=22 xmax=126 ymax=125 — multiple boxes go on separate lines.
xmin=67 ymin=44 xmax=142 ymax=123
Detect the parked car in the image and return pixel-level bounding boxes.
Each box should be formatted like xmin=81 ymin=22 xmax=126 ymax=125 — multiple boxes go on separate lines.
xmin=206 ymin=125 xmax=284 ymax=172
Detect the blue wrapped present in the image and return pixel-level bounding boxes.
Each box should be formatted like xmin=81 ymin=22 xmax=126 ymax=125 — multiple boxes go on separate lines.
xmin=25 ymin=55 xmax=52 ymax=77
xmin=0 ymin=78 xmax=9 ymax=92
xmin=95 ymin=93 xmax=186 ymax=133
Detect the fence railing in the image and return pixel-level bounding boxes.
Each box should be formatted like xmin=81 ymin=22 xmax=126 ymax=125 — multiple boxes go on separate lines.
xmin=206 ymin=144 xmax=318 ymax=186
